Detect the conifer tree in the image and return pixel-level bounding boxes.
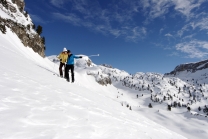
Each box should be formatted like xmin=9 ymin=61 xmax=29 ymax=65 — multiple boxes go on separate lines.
xmin=27 ymin=24 xmax=30 ymax=30
xmin=163 ymin=96 xmax=166 ymax=101
xmin=167 ymin=105 xmax=171 ymax=111
xmin=178 ymin=102 xmax=181 ymax=107
xmin=24 ymin=11 xmax=28 ymax=17
xmin=187 ymin=107 xmax=191 ymax=112
xmin=173 ymin=101 xmax=177 ymax=107
xmin=0 ymin=24 xmax=6 ymax=34
xmin=41 ymin=37 xmax=45 ymax=45
xmin=19 ymin=7 xmax=23 ymax=12
xmin=148 ymin=103 xmax=152 ymax=108
xmin=36 ymin=25 xmax=42 ymax=35
xmin=198 ymin=106 xmax=201 ymax=111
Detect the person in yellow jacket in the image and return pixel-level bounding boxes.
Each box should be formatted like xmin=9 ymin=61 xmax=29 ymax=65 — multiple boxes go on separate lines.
xmin=57 ymin=48 xmax=68 ymax=78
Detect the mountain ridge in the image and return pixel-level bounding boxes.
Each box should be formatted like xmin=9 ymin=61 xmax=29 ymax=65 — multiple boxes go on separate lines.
xmin=165 ymin=59 xmax=208 ymax=75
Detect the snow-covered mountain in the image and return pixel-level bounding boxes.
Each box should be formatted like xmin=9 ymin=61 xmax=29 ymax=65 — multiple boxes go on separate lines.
xmin=166 ymin=59 xmax=208 ymax=75
xmin=47 ymin=53 xmax=208 ymax=138
xmin=59 ymin=55 xmax=208 ymax=119
xmin=0 ymin=24 xmax=189 ymax=139
xmin=1 ymin=0 xmax=208 ymax=139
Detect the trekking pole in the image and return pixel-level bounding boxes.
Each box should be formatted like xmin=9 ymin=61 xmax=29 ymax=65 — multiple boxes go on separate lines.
xmin=88 ymin=54 xmax=100 ymax=57
xmin=53 ymin=61 xmax=56 ymax=75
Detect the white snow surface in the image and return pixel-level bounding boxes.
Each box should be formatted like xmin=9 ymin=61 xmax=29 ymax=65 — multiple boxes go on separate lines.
xmin=0 ymin=29 xmax=189 ymax=138
xmin=2 ymin=1 xmax=208 ymax=138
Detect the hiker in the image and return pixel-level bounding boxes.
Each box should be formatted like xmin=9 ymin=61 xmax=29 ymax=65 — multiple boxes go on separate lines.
xmin=65 ymin=50 xmax=82 ymax=82
xmin=57 ymin=48 xmax=68 ymax=78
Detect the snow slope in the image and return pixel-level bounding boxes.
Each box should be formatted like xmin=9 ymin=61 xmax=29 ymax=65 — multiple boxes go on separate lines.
xmin=79 ymin=62 xmax=208 ymax=139
xmin=0 ymin=28 xmax=187 ymax=138
xmin=1 ymin=0 xmax=205 ymax=138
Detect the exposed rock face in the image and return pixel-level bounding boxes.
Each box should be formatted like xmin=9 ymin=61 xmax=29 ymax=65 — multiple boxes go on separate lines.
xmin=0 ymin=0 xmax=45 ymax=57
xmin=86 ymin=58 xmax=93 ymax=67
xmin=8 ymin=3 xmax=17 ymax=13
xmin=0 ymin=18 xmax=45 ymax=57
xmin=165 ymin=59 xmax=208 ymax=75
xmin=87 ymin=72 xmax=112 ymax=86
xmin=101 ymin=64 xmax=113 ymax=68
xmin=11 ymin=0 xmax=25 ymax=11
xmin=97 ymin=77 xmax=112 ymax=86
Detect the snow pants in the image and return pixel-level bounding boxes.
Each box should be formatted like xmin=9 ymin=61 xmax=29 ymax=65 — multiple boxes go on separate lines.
xmin=59 ymin=62 xmax=65 ymax=77
xmin=65 ymin=64 xmax=74 ymax=82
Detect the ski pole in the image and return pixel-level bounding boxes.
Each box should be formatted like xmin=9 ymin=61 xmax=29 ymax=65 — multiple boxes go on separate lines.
xmin=53 ymin=62 xmax=56 ymax=75
xmin=88 ymin=54 xmax=100 ymax=57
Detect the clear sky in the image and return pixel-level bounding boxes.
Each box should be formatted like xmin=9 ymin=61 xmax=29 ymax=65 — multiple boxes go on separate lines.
xmin=24 ymin=0 xmax=208 ymax=74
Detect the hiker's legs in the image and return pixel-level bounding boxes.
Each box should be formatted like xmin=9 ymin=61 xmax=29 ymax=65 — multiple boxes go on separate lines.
xmin=70 ymin=65 xmax=75 ymax=82
xmin=65 ymin=65 xmax=70 ymax=81
xmin=59 ymin=62 xmax=65 ymax=77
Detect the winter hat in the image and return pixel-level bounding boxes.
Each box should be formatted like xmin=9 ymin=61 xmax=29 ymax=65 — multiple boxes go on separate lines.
xmin=63 ymin=48 xmax=67 ymax=52
xmin=67 ymin=50 xmax=71 ymax=53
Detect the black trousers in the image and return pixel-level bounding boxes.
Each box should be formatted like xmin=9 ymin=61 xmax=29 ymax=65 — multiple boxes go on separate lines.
xmin=65 ymin=64 xmax=74 ymax=81
xmin=59 ymin=62 xmax=65 ymax=77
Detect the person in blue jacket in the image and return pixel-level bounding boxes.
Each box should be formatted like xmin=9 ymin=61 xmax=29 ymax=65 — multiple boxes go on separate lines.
xmin=65 ymin=50 xmax=82 ymax=82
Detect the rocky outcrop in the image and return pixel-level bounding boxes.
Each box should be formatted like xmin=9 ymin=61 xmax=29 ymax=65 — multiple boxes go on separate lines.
xmin=101 ymin=64 xmax=113 ymax=68
xmin=1 ymin=0 xmax=25 ymax=13
xmin=165 ymin=59 xmax=208 ymax=75
xmin=0 ymin=18 xmax=45 ymax=57
xmin=12 ymin=0 xmax=25 ymax=11
xmin=8 ymin=4 xmax=17 ymax=13
xmin=97 ymin=77 xmax=112 ymax=86
xmin=86 ymin=58 xmax=93 ymax=67
xmin=0 ymin=0 xmax=45 ymax=57
xmin=87 ymin=72 xmax=112 ymax=86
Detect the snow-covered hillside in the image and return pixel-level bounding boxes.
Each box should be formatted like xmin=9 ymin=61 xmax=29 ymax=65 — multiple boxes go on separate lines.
xmin=48 ymin=50 xmax=208 ymax=139
xmin=0 ymin=27 xmax=189 ymax=138
xmin=76 ymin=58 xmax=208 ymax=118
xmin=47 ymin=55 xmax=208 ymax=139
xmin=75 ymin=60 xmax=208 ymax=139
xmin=1 ymin=0 xmax=208 ymax=138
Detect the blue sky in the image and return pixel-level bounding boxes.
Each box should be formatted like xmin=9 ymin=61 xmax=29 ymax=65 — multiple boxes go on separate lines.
xmin=24 ymin=0 xmax=208 ymax=74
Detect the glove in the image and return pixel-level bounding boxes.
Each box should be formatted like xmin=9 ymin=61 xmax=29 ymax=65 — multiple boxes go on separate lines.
xmin=79 ymin=56 xmax=82 ymax=58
